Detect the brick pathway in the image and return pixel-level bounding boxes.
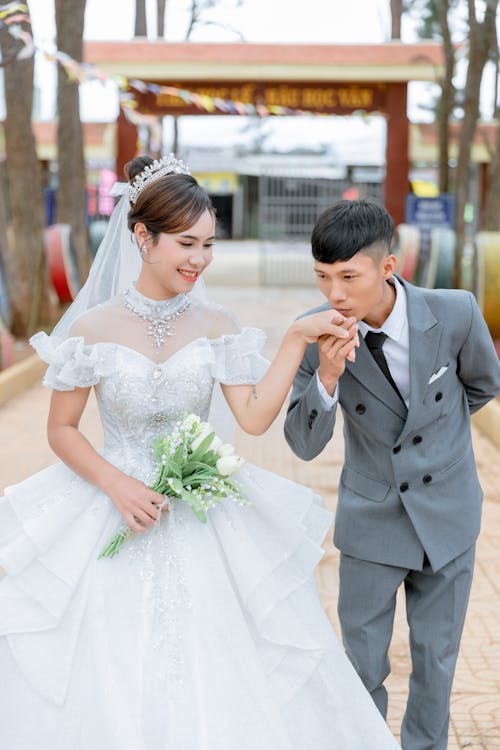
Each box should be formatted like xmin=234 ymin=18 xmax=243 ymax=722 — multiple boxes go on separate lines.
xmin=1 ymin=285 xmax=499 ymax=749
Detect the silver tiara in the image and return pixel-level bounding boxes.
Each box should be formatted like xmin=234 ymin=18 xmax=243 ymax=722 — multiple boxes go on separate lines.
xmin=128 ymin=154 xmax=191 ymax=205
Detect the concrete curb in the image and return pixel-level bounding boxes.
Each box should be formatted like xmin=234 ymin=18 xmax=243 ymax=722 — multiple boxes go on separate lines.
xmin=1 ymin=354 xmax=499 ymax=452
xmin=0 ymin=355 xmax=46 ymax=408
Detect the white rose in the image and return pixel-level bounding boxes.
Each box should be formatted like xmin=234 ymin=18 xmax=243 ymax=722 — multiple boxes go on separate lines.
xmin=210 ymin=435 xmax=223 ymax=453
xmin=216 ymin=455 xmax=245 ymax=476
xmin=217 ymin=443 xmax=236 ymax=457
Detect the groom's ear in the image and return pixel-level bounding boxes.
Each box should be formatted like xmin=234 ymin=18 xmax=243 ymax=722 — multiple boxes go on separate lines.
xmin=382 ymin=254 xmax=398 ymax=279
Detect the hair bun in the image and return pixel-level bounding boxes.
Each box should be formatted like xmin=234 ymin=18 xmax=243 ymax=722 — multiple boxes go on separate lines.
xmin=124 ymin=156 xmax=155 ymax=184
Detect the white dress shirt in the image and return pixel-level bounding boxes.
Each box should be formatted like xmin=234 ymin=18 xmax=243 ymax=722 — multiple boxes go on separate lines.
xmin=316 ymin=277 xmax=410 ymax=409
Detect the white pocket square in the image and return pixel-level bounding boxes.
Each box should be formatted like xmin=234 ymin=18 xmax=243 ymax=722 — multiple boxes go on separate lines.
xmin=428 ymin=365 xmax=449 ymax=385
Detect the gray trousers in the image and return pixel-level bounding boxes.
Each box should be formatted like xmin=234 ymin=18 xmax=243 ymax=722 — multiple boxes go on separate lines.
xmin=338 ymin=546 xmax=475 ymax=750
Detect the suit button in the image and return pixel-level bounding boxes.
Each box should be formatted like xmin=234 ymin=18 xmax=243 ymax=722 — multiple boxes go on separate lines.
xmin=423 ymin=474 xmax=432 ymax=484
xmin=413 ymin=435 xmax=423 ymax=445
xmin=355 ymin=404 xmax=366 ymax=415
xmin=307 ymin=409 xmax=318 ymax=429
xmin=393 ymin=445 xmax=401 ymax=454
xmin=400 ymin=482 xmax=409 ymax=493
xmin=435 ymin=392 xmax=443 ymax=402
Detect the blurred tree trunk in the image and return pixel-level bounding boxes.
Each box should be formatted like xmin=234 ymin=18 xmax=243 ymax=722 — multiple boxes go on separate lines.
xmin=135 ymin=0 xmax=147 ymax=36
xmin=55 ymin=0 xmax=88 ymax=281
xmin=390 ymin=0 xmax=403 ymax=39
xmin=0 ymin=15 xmax=52 ymax=336
xmin=157 ymin=0 xmax=167 ymax=37
xmin=484 ymin=31 xmax=500 ymax=230
xmin=484 ymin=125 xmax=500 ymax=230
xmin=454 ymin=0 xmax=498 ymax=285
xmin=437 ymin=0 xmax=454 ymax=193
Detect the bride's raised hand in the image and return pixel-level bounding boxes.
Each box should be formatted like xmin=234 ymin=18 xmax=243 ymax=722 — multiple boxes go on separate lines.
xmin=292 ymin=309 xmax=359 ymax=345
xmin=104 ymin=473 xmax=166 ymax=533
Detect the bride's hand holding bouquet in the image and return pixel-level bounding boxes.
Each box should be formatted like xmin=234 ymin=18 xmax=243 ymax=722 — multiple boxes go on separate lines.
xmin=99 ymin=413 xmax=247 ymax=558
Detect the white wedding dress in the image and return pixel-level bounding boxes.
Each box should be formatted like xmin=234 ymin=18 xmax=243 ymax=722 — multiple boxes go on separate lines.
xmin=0 ymin=287 xmax=400 ymax=750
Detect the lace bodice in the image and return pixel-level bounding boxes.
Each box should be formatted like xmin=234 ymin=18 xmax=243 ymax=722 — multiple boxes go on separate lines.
xmin=31 ymin=311 xmax=268 ymax=485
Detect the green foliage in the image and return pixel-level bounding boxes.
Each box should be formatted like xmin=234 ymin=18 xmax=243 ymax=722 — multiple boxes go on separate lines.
xmin=404 ymin=0 xmax=462 ymax=41
xmin=100 ymin=415 xmax=248 ymax=558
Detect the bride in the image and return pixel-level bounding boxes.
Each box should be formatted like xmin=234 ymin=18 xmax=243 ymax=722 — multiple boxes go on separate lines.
xmin=0 ymin=155 xmax=399 ymax=749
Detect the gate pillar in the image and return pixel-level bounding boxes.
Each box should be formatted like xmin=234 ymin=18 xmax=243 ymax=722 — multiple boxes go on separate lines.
xmin=384 ymin=82 xmax=409 ymax=226
xmin=116 ymin=110 xmax=138 ymax=181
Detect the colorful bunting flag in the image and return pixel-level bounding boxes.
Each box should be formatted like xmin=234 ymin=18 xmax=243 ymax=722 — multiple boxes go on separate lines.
xmin=0 ymin=3 xmax=376 ymax=122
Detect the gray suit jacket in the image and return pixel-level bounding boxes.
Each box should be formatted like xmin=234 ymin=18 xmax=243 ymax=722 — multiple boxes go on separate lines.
xmin=285 ymin=278 xmax=500 ymax=571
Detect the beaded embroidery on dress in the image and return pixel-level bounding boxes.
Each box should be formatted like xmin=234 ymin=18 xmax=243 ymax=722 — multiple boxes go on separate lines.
xmin=0 ymin=294 xmax=401 ymax=750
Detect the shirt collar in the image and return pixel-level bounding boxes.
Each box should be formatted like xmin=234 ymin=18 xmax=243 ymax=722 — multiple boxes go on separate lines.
xmin=358 ymin=276 xmax=407 ymax=342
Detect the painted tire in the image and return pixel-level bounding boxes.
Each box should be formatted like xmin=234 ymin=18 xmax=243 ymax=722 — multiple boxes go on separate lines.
xmin=44 ymin=224 xmax=80 ymax=303
xmin=88 ymin=219 xmax=109 ymax=260
xmin=393 ymin=224 xmax=420 ymax=282
xmin=0 ymin=253 xmax=11 ymax=328
xmin=475 ymin=232 xmax=500 ymax=339
xmin=0 ymin=316 xmax=14 ymax=370
xmin=427 ymin=228 xmax=455 ymax=289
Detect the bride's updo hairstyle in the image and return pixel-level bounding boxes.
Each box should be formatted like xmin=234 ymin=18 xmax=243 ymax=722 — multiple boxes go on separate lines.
xmin=125 ymin=155 xmax=215 ymax=245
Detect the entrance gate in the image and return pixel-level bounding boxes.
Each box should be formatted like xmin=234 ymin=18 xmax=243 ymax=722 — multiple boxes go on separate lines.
xmin=255 ymin=171 xmax=383 ymax=285
xmin=86 ymin=41 xmax=445 ymax=227
xmin=257 ymin=172 xmax=383 ymax=240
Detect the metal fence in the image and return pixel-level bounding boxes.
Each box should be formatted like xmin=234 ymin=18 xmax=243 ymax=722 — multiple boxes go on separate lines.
xmin=258 ymin=242 xmax=316 ymax=287
xmin=257 ymin=173 xmax=383 ymax=241
xmin=255 ymin=172 xmax=383 ymax=284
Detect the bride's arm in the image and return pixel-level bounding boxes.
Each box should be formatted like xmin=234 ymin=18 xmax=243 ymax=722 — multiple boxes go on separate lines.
xmin=47 ymin=388 xmax=164 ymax=531
xmin=221 ymin=310 xmax=358 ymax=436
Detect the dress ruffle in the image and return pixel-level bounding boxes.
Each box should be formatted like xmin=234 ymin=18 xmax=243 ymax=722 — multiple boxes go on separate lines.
xmin=0 ymin=461 xmax=400 ymax=749
xmin=30 ymin=329 xmax=268 ymax=390
xmin=29 ymin=332 xmax=116 ymax=391
xmin=208 ymin=327 xmax=269 ymax=384
xmin=0 ymin=461 xmax=328 ymax=707
xmin=0 ymin=463 xmax=117 ymax=703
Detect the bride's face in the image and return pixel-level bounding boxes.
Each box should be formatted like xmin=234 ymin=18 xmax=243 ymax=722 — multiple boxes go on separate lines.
xmin=136 ymin=209 xmax=215 ymax=297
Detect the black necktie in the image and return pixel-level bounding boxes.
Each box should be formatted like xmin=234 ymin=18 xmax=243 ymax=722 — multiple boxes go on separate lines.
xmin=364 ymin=331 xmax=406 ymax=406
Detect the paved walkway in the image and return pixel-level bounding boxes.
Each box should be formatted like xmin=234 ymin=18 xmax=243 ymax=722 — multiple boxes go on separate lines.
xmin=1 ymin=286 xmax=500 ymax=749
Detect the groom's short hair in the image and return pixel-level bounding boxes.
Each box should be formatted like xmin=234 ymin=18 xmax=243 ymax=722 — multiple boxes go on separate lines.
xmin=311 ymin=199 xmax=394 ymax=264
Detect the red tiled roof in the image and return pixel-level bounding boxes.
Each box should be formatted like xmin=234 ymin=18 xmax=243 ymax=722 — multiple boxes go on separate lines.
xmin=84 ymin=40 xmax=444 ymax=68
xmin=415 ymin=121 xmax=498 ymax=148
xmin=31 ymin=121 xmax=111 ymax=146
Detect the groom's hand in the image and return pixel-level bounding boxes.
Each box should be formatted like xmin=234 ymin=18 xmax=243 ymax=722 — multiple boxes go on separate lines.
xmin=317 ymin=317 xmax=359 ymax=395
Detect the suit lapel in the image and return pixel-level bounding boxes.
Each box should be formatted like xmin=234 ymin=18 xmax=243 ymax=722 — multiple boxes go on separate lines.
xmin=397 ymin=279 xmax=443 ymax=443
xmin=345 ymin=339 xmax=408 ymax=419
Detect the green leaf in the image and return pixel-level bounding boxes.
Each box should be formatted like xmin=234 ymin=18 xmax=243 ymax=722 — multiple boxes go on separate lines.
xmin=168 ymin=477 xmax=184 ymax=495
xmin=189 ymin=433 xmax=217 ymax=462
xmin=153 ymin=436 xmax=166 ymax=463
xmin=182 ymin=459 xmax=214 ymax=473
xmin=181 ymin=476 xmax=213 ymax=489
xmin=177 ymin=487 xmax=207 ymax=521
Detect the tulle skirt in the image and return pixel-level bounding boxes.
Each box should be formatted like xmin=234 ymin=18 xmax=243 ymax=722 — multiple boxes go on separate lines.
xmin=0 ymin=461 xmax=400 ymax=749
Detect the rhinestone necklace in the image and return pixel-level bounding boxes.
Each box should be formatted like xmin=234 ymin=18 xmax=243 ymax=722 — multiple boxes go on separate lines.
xmin=122 ymin=285 xmax=191 ymax=348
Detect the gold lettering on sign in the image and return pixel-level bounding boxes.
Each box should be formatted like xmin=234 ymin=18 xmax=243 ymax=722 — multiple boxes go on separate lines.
xmin=301 ymin=88 xmax=338 ymax=109
xmin=337 ymin=88 xmax=374 ymax=108
xmin=138 ymin=81 xmax=384 ymax=114
xmin=265 ymin=85 xmax=301 ymax=108
xmin=156 ymin=92 xmax=185 ymax=107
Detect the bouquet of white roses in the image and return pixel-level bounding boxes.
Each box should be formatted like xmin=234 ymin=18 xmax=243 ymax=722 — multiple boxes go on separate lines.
xmin=99 ymin=414 xmax=247 ymax=558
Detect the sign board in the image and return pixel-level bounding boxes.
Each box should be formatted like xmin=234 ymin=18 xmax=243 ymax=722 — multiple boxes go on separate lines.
xmin=130 ymin=81 xmax=388 ymax=116
xmin=405 ymin=193 xmax=456 ymax=257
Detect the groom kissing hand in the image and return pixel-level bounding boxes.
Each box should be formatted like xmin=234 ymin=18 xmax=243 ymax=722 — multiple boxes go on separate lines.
xmin=284 ymin=199 xmax=500 ymax=750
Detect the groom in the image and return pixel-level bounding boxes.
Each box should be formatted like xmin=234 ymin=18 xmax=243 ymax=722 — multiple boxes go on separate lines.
xmin=284 ymin=200 xmax=500 ymax=750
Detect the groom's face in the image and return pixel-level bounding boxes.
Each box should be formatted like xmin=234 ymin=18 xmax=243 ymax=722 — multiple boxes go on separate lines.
xmin=313 ymin=247 xmax=397 ymax=323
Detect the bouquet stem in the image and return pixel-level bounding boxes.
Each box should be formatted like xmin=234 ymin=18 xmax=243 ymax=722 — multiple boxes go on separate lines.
xmin=98 ymin=526 xmax=134 ymax=559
